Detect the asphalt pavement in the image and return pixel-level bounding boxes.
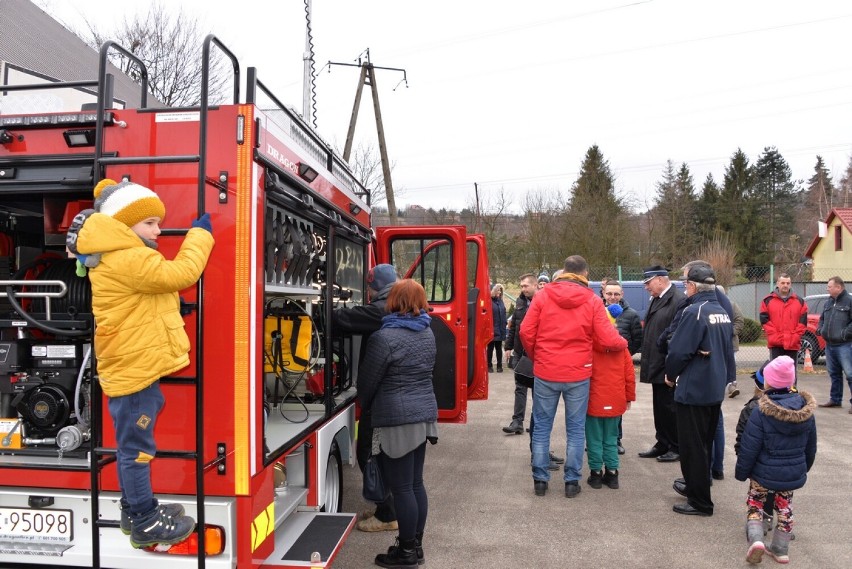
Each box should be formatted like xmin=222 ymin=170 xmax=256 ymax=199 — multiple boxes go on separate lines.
xmin=335 ymin=367 xmax=851 ymax=568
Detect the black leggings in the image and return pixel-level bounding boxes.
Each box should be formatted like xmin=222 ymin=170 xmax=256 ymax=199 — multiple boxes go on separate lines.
xmin=379 ymin=442 xmax=428 ymax=541
xmin=487 ymin=341 xmax=503 ymax=366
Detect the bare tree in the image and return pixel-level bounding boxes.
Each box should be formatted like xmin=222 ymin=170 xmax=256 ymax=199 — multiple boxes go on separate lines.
xmin=425 ymin=208 xmax=458 ymax=225
xmin=345 ymin=141 xmax=402 ymax=208
xmin=83 ymin=3 xmax=230 ymax=107
xmin=696 ymin=231 xmax=737 ymax=288
xmin=521 ymin=189 xmax=564 ymax=275
xmin=465 ymin=188 xmax=512 ymax=283
xmin=468 ymin=187 xmax=510 ymax=235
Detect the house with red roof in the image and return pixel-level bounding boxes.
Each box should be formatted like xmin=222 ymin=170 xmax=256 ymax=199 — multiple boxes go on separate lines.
xmin=805 ymin=208 xmax=852 ymax=280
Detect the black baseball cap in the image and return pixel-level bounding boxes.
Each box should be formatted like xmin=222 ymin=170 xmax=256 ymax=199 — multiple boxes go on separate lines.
xmin=685 ymin=265 xmax=716 ymax=284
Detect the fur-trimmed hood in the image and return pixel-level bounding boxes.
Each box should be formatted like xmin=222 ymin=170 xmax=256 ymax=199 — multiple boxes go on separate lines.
xmin=758 ymin=390 xmax=816 ymax=424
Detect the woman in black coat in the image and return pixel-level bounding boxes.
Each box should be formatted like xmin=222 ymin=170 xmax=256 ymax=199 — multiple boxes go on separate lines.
xmin=358 ymin=279 xmax=438 ymax=568
xmin=488 ymin=283 xmax=508 ymax=372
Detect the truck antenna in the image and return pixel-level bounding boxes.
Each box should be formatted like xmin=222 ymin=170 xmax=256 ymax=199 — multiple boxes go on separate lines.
xmin=302 ymin=0 xmax=318 ymax=128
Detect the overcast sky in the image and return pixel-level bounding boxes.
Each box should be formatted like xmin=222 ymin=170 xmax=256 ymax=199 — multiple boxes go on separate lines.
xmin=40 ymin=0 xmax=852 ymax=214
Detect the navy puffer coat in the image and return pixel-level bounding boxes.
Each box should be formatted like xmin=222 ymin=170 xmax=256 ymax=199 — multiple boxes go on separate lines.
xmin=735 ymin=390 xmax=817 ymax=491
xmin=357 ymin=311 xmax=438 ymax=428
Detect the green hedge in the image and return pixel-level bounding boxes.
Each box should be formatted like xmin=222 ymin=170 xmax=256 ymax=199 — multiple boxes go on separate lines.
xmin=740 ymin=317 xmax=762 ymax=344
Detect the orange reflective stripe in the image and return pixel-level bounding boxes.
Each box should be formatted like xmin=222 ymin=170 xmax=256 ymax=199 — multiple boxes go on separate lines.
xmin=135 ymin=451 xmax=154 ymax=464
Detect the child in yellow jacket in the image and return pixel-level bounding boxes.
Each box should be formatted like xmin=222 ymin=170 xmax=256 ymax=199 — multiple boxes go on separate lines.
xmin=66 ymin=179 xmax=214 ymax=549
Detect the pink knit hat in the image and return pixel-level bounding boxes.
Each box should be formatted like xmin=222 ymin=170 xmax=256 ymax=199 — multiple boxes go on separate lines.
xmin=763 ymin=355 xmax=796 ymax=389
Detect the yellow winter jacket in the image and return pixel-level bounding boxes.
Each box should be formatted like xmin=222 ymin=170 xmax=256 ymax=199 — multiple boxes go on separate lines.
xmin=75 ymin=213 xmax=214 ymax=397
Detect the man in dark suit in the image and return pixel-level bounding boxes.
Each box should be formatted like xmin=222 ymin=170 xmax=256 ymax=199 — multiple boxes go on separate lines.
xmin=638 ymin=265 xmax=685 ymax=462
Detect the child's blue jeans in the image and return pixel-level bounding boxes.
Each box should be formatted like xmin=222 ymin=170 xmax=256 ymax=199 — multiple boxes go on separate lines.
xmin=107 ymin=381 xmax=165 ymax=521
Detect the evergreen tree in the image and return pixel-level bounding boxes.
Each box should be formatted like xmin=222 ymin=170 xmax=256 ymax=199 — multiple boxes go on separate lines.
xmin=697 ymin=173 xmax=720 ymax=242
xmin=794 ymin=155 xmax=837 ymax=255
xmin=564 ymin=145 xmax=631 ymax=267
xmin=719 ymin=149 xmax=756 ymax=265
xmin=674 ymin=162 xmax=700 ymax=259
xmin=839 ymin=154 xmax=852 ymax=208
xmin=650 ymin=160 xmax=698 ymax=267
xmin=753 ymin=146 xmax=800 ymax=264
xmin=805 ymin=155 xmax=835 ymax=220
xmin=649 ymin=160 xmax=678 ymax=266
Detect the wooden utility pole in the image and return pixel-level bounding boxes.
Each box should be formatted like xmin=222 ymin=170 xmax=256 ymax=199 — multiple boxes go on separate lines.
xmin=474 ymin=182 xmax=481 ymax=233
xmin=330 ymin=51 xmax=407 ymax=225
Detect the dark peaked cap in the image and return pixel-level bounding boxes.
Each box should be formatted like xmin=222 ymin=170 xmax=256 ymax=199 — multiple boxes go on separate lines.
xmin=686 ymin=265 xmax=716 ymax=284
xmin=642 ymin=265 xmax=669 ymax=283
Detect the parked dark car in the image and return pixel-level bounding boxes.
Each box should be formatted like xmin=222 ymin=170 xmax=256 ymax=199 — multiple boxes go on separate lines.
xmin=589 ymin=280 xmax=685 ymax=321
xmin=799 ymin=293 xmax=829 ymax=364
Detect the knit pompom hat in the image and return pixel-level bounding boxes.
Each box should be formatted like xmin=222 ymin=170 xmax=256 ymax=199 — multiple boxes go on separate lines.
xmin=763 ymin=355 xmax=796 ymax=390
xmin=93 ymin=178 xmax=166 ymax=227
xmin=607 ymin=303 xmax=623 ymax=319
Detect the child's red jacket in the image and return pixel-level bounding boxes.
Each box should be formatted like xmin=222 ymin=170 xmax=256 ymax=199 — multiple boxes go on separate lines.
xmin=588 ymin=344 xmax=635 ymax=418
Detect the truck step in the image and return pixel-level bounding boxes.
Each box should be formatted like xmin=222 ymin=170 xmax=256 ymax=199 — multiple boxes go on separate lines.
xmin=263 ymin=511 xmax=355 ymax=568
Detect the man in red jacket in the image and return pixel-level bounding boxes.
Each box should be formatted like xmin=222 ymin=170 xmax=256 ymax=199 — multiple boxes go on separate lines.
xmin=759 ymin=273 xmax=807 ymax=362
xmin=520 ymin=255 xmax=627 ymax=498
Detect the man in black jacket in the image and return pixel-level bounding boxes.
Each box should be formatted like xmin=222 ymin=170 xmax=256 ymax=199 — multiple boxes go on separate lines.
xmin=603 ymin=280 xmax=643 ymax=355
xmin=816 ymin=276 xmax=852 ymax=409
xmin=502 ymin=273 xmax=563 ymax=470
xmin=332 ymin=264 xmax=398 ymax=532
xmin=503 ymin=273 xmax=537 ymax=434
xmin=638 ymin=265 xmax=685 ymax=462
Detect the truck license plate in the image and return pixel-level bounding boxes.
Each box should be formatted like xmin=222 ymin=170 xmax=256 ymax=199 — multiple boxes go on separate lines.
xmin=0 ymin=507 xmax=73 ymax=543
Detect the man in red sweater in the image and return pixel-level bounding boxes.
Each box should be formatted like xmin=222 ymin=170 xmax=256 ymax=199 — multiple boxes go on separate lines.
xmin=520 ymin=255 xmax=627 ymax=498
xmin=759 ymin=273 xmax=807 ymax=362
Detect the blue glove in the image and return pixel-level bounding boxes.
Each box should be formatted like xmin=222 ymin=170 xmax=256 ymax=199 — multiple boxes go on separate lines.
xmin=607 ymin=303 xmax=624 ymax=319
xmin=192 ymin=213 xmax=212 ymax=233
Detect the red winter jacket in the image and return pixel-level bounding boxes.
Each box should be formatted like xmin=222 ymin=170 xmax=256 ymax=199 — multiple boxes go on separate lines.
xmin=520 ymin=278 xmax=627 ymax=382
xmin=588 ymin=344 xmax=636 ymax=418
xmin=760 ymin=291 xmax=807 ymax=351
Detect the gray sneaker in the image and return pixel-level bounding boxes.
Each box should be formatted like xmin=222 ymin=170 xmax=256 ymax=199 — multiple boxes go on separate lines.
xmin=130 ymin=508 xmax=195 ymax=549
xmin=120 ymin=502 xmax=185 ymax=535
xmin=727 ymin=382 xmax=740 ymax=398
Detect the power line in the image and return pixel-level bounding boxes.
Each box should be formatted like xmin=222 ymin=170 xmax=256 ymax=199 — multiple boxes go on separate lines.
xmin=382 ymin=1 xmax=654 ymax=59
xmin=401 ymin=141 xmax=852 ymax=196
xmin=413 ymin=13 xmax=852 ymax=88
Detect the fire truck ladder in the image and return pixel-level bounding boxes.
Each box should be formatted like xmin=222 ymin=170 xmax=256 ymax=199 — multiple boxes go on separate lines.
xmin=82 ymin=37 xmax=240 ymax=569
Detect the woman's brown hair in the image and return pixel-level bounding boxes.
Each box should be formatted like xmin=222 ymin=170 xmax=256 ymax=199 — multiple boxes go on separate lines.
xmin=386 ymin=279 xmax=429 ymax=316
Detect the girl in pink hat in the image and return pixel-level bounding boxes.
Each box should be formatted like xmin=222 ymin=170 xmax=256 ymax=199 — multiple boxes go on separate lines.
xmin=734 ymin=356 xmax=817 ymax=565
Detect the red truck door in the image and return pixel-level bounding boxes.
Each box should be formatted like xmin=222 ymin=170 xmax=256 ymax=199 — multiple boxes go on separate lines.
xmin=465 ymin=233 xmax=492 ymax=400
xmin=374 ymin=226 xmax=470 ymax=422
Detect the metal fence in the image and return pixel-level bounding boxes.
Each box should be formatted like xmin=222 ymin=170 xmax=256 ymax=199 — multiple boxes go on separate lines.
xmin=582 ymin=264 xmax=843 ymax=370
xmin=503 ymin=264 xmax=846 ymax=370
xmin=727 ymin=280 xmax=830 ymax=368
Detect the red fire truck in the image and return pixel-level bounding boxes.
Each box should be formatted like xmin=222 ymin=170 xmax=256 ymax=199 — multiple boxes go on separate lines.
xmin=0 ymin=37 xmax=492 ymax=568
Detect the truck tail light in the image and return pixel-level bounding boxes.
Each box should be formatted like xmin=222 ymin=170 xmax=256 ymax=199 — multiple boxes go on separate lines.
xmin=144 ymin=525 xmax=225 ymax=556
